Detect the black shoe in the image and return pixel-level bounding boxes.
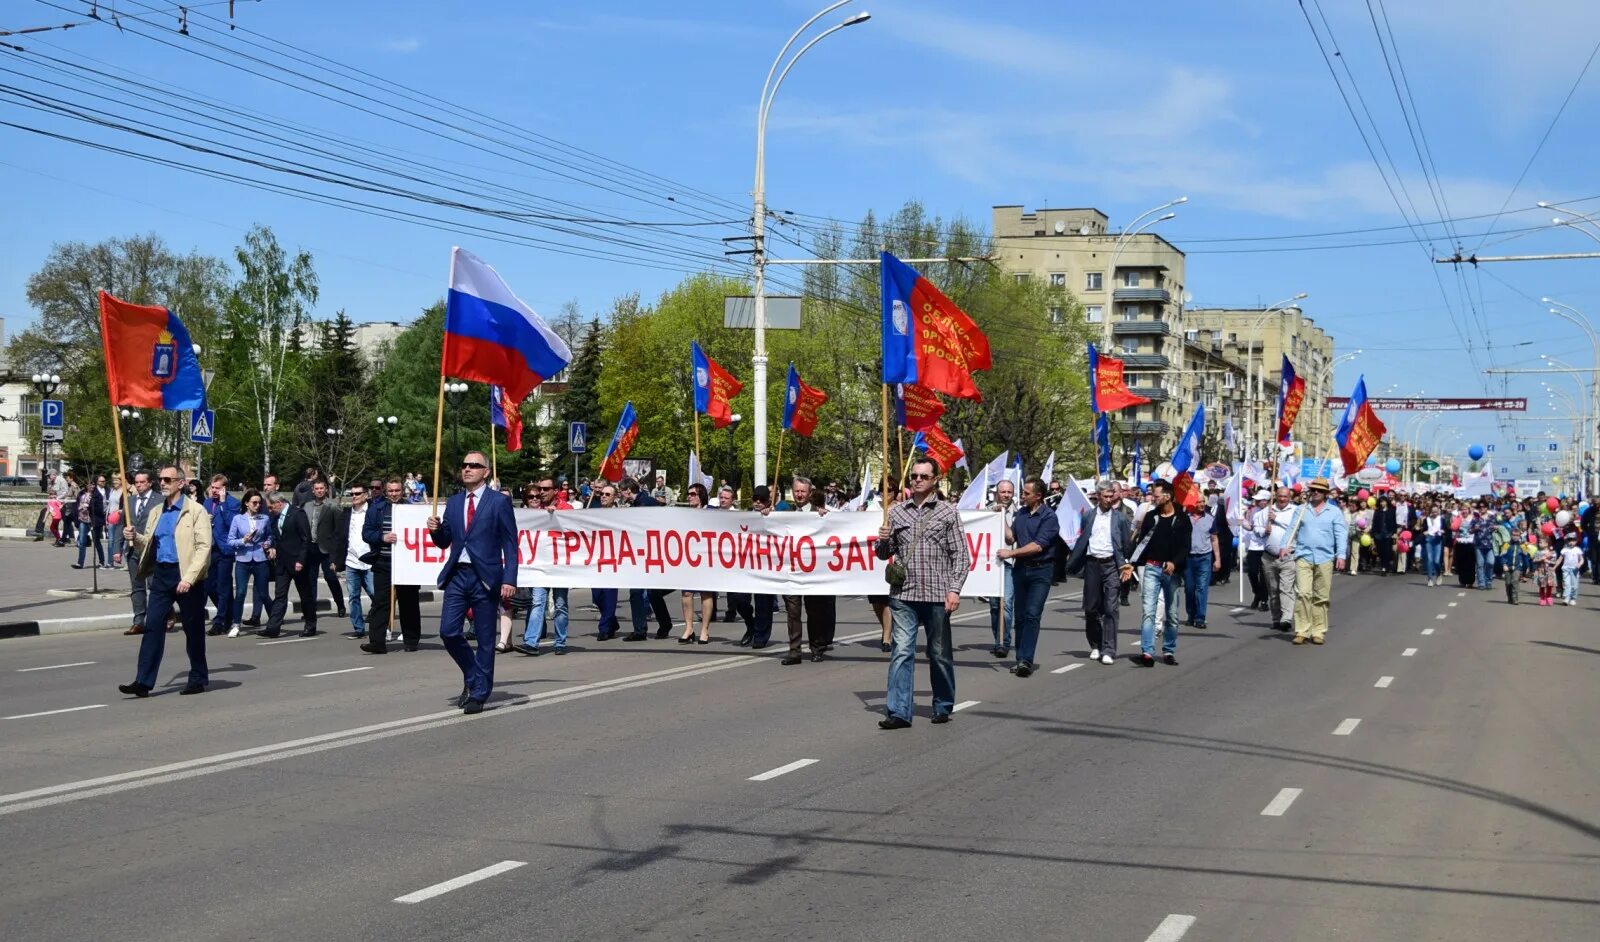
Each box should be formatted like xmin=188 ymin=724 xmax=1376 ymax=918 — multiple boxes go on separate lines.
xmin=878 ymin=716 xmax=911 ymax=730
xmin=596 ymin=632 xmax=616 ymax=641
xmin=117 ymin=682 xmax=151 ymax=698
xmin=206 ymin=626 xmax=226 ymax=636
xmin=360 ymin=642 xmax=388 ymax=654
xmin=1137 ymin=654 xmax=1155 ymax=667
xmin=781 ymin=655 xmax=803 ymax=666
xmin=461 ymin=698 xmax=484 ymax=715
xmin=517 ymin=643 xmax=543 ymax=655
xmin=810 ymin=653 xmax=825 ymax=663
xmin=552 ymin=647 xmax=566 ymax=655
xmin=1119 ymin=598 xmax=1130 ymax=607
xmin=623 ymin=632 xmax=648 ymax=642
xmin=1194 ymin=621 xmax=1206 ymax=630
xmin=880 ymin=642 xmax=892 ymax=653
xmin=453 ymin=687 xmax=470 ymax=708
xmin=991 ymin=647 xmax=1006 ymax=658
xmin=1014 ymin=664 xmax=1033 ymax=678
xmin=697 ymin=637 xmax=711 ymax=645
xmin=735 ymin=632 xmax=753 ymax=648
xmin=931 ymin=713 xmax=951 ymax=725
xmin=999 ymin=646 xmax=1010 ymax=658
xmin=751 ymin=641 xmax=770 ymax=649
xmin=179 ymin=683 xmax=205 ymax=695
xmin=299 ymin=628 xmax=318 ymax=637
xmin=71 ymin=563 xmax=84 ymax=569
xmin=1163 ymin=654 xmax=1179 ymax=666
xmin=242 ymin=618 xmax=261 ymax=628
xmin=335 ymin=609 xmax=347 ymax=619
xmin=258 ymin=630 xmax=281 ymax=639
xmin=655 ymin=628 xmax=671 ymax=640
xmin=404 ymin=644 xmax=420 ymax=652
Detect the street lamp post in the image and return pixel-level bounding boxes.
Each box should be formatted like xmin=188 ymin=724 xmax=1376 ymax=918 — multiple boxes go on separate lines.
xmin=1241 ymin=293 xmax=1309 ymax=461
xmin=325 ymin=428 xmax=344 ymax=486
xmin=377 ymin=415 xmax=398 ymax=472
xmin=1541 ymin=297 xmax=1600 ymax=495
xmin=444 ymin=382 xmax=469 ymax=465
xmin=30 ymin=371 xmax=61 ymax=490
xmin=751 ymin=2 xmax=870 ymax=490
xmin=1103 ymin=199 xmax=1185 ymax=354
xmin=1313 ymin=350 xmax=1361 ymax=457
xmin=726 ymin=414 xmax=744 ymax=493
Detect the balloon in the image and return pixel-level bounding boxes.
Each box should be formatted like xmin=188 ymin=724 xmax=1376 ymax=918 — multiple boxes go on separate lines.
xmin=1367 ymin=497 xmax=1377 ymax=508
xmin=1357 ymin=488 xmax=1370 ymax=500
xmin=1581 ymin=502 xmax=1590 ymax=515
xmin=1542 ymin=521 xmax=1556 ymax=536
xmin=1385 ymin=458 xmax=1401 ymax=474
xmin=1547 ymin=497 xmax=1560 ymax=512
xmin=1367 ymin=455 xmax=1378 ymax=466
xmin=1292 ymin=483 xmax=1304 ymax=492
xmin=1556 ymin=510 xmax=1573 ymax=527
xmin=1525 ymin=543 xmax=1538 ymax=555
xmin=1356 ymin=517 xmax=1369 ymax=529
xmin=1448 ymin=516 xmax=1460 ymax=530
xmin=1467 ymin=444 xmax=1485 ymax=461
xmin=1399 ymin=530 xmax=1412 ymax=541
xmin=1360 ymin=533 xmax=1373 ymax=547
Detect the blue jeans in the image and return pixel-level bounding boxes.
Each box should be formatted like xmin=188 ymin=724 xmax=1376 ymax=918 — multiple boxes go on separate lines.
xmin=231 ymin=559 xmax=270 ymax=624
xmin=344 ymin=567 xmax=375 ymax=634
xmin=1475 ymin=546 xmax=1494 ymax=588
xmin=76 ymin=522 xmax=104 ymax=568
xmin=884 ymin=598 xmax=955 ymax=723
xmin=1184 ymin=551 xmax=1213 ymax=623
xmin=591 ymin=588 xmax=619 ymax=637
xmin=135 ymin=563 xmax=208 ymax=689
xmin=1139 ymin=564 xmax=1180 ymax=655
xmin=206 ymin=552 xmax=235 ymax=628
xmin=1423 ymin=535 xmax=1444 ymax=578
xmin=1563 ymin=566 xmax=1580 ymax=602
xmin=988 ymin=564 xmax=1014 ymax=649
xmin=525 ymin=587 xmax=569 ymax=648
xmin=439 ymin=566 xmax=498 ymax=701
xmin=1012 ymin=564 xmax=1052 ymax=667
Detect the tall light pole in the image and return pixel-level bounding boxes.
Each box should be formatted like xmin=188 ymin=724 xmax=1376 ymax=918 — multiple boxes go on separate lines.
xmin=1314 ymin=350 xmax=1361 ymax=457
xmin=1402 ymin=410 xmax=1437 ymax=484
xmin=444 ymin=382 xmax=469 ymax=466
xmin=30 ymin=371 xmax=61 ymax=489
xmin=1541 ymin=296 xmax=1599 ymax=495
xmin=377 ymin=415 xmax=398 ymax=472
xmin=1103 ymin=198 xmax=1185 ymax=353
xmin=750 ymin=2 xmax=870 ymax=490
xmin=1241 ymin=293 xmax=1308 ymax=461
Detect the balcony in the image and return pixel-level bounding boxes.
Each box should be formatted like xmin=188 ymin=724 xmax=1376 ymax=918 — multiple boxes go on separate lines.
xmin=1112 ymin=287 xmax=1172 ymax=304
xmin=1112 ymin=320 xmax=1171 ymax=337
xmin=1128 ymin=385 xmax=1168 ymax=401
xmin=1120 ymin=353 xmax=1170 ymax=369
xmin=1127 ymin=420 xmax=1170 ymax=436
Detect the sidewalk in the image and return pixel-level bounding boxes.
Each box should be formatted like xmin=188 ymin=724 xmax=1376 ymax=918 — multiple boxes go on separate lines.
xmin=0 ymin=541 xmax=435 ymax=639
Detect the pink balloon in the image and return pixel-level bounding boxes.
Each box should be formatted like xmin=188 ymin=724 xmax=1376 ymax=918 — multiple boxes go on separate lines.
xmin=1547 ymin=497 xmax=1560 ymax=512
xmin=1357 ymin=488 xmax=1370 ymax=500
xmin=1542 ymin=521 xmax=1556 ymax=536
xmin=1399 ymin=530 xmax=1412 ymax=541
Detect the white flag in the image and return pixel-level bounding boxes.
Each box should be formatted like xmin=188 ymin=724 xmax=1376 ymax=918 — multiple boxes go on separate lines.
xmin=1040 ymin=451 xmax=1056 ymax=487
xmin=687 ymin=450 xmax=713 ymax=496
xmin=1060 ymin=473 xmax=1095 ymax=545
xmin=846 ymin=466 xmax=875 ymax=511
xmin=952 ymin=438 xmax=970 ymax=472
xmin=959 ymin=450 xmax=1009 ymax=510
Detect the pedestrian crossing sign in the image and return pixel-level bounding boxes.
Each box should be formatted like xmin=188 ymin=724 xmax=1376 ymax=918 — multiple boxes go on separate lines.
xmin=569 ymin=421 xmax=587 ymax=454
xmin=189 ymin=408 xmax=215 ymax=445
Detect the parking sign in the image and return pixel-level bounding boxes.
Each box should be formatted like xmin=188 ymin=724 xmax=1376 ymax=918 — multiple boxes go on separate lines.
xmin=40 ymin=399 xmax=63 ymax=428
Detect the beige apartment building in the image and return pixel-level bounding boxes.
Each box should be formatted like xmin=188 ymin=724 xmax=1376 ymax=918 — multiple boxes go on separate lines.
xmin=993 ymin=205 xmax=1336 ymax=457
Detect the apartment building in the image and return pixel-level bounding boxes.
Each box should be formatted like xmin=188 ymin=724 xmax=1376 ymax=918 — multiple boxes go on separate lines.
xmin=1184 ymin=306 xmax=1334 ymax=452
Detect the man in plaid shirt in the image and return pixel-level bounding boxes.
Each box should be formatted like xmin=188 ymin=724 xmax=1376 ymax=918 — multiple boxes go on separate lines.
xmin=875 ymin=456 xmax=970 ymax=729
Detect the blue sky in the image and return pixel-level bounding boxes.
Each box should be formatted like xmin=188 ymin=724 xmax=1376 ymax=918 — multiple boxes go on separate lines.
xmin=5 ymin=0 xmax=1600 ymax=475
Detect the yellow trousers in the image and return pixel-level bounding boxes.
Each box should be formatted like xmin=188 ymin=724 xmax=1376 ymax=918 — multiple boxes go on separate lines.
xmin=1294 ymin=560 xmax=1333 ymax=640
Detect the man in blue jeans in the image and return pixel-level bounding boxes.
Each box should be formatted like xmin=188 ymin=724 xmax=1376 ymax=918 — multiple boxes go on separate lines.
xmin=1130 ymin=480 xmax=1191 ymax=667
xmin=997 ymin=478 xmax=1059 ymax=678
xmin=521 ymin=586 xmax=569 ymax=654
xmin=1183 ymin=502 xmax=1221 ymax=628
xmin=874 ymin=457 xmax=971 ymax=729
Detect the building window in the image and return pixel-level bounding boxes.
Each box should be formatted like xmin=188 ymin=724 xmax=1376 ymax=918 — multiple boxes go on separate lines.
xmin=1048 ymin=306 xmax=1062 ymax=323
xmin=1014 ymin=273 xmax=1029 ymax=285
xmin=1121 ymin=304 xmax=1140 ymax=321
xmin=1184 ymin=329 xmax=1198 ymax=342
xmin=1085 ymin=304 xmax=1103 ymax=323
xmin=1228 ymin=332 xmax=1238 ymax=343
xmin=1224 ymin=373 xmax=1236 ymax=389
xmin=1048 ymin=272 xmax=1066 ymax=287
xmin=1121 ymin=339 xmax=1139 ymax=355
xmin=1085 ymin=272 xmax=1103 ymax=291
xmin=1123 ymin=271 xmax=1141 ymax=288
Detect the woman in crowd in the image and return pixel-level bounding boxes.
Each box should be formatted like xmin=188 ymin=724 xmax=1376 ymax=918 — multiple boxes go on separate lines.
xmin=227 ymin=489 xmax=273 ymax=635
xmin=1370 ymin=495 xmax=1396 ymax=576
xmin=678 ymin=483 xmax=717 ymax=645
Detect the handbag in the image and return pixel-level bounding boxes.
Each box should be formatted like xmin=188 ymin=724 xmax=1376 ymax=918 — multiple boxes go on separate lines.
xmin=883 ymin=514 xmax=924 ymax=589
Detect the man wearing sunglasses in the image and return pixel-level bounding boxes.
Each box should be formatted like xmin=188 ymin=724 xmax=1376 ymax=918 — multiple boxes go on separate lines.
xmin=428 ymin=451 xmax=519 ymax=715
xmin=520 ymin=478 xmax=573 ymax=655
xmin=118 ymin=465 xmax=213 ymax=698
xmin=874 ymin=458 xmax=970 ymax=729
xmin=586 ymin=483 xmax=623 ymax=639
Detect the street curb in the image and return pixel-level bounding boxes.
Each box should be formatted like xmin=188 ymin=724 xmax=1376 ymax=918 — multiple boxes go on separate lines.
xmin=0 ymin=590 xmax=439 ymax=639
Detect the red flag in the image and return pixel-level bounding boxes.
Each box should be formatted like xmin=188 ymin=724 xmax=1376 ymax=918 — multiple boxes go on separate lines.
xmin=98 ymin=292 xmax=208 ymax=410
xmin=915 ymin=424 xmax=965 ymax=474
xmin=489 ymin=384 xmax=523 ymax=453
xmin=897 ymin=383 xmax=945 ymax=432
xmin=785 ymin=370 xmax=828 ymax=438
xmin=881 ymin=252 xmax=992 ymax=401
xmin=1276 ymin=356 xmax=1306 ymax=446
xmin=1172 ymin=473 xmax=1202 ymax=512
xmin=1333 ymin=377 xmax=1388 ymax=476
xmin=692 ymin=342 xmax=743 ymax=429
xmin=1088 ymin=344 xmax=1151 ymax=413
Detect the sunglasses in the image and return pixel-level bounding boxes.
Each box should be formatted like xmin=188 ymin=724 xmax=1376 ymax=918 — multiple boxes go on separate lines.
xmin=538 ymin=485 xmax=556 ymax=490
xmin=158 ymin=476 xmax=177 ymax=484
xmin=907 ymin=472 xmax=934 ymax=481
xmin=461 ymin=462 xmax=488 ymax=470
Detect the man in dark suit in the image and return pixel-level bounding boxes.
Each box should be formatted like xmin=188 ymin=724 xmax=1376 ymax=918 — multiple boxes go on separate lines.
xmin=203 ymin=474 xmax=241 ymax=636
xmin=427 ymin=450 xmax=519 ymax=715
xmin=1065 ymin=479 xmax=1134 ymax=665
xmin=303 ymin=479 xmax=347 ymax=618
xmin=363 ymin=478 xmax=423 ymax=654
xmin=619 ymin=477 xmax=674 ymax=640
xmin=261 ymin=491 xmax=317 ymax=638
xmin=122 ymin=470 xmax=160 ymax=636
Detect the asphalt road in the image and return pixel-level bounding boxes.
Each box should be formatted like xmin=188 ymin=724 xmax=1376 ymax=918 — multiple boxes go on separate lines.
xmin=1 ymin=572 xmax=1596 ymax=941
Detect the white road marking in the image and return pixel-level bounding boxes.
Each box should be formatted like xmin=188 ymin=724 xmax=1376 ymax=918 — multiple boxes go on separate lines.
xmin=951 ymin=700 xmax=979 ymax=712
xmin=0 ymin=629 xmax=888 ymax=818
xmin=15 ymin=661 xmax=97 ymax=672
xmin=749 ymin=759 xmax=819 ymax=782
xmin=1332 ymin=718 xmax=1361 ymax=736
xmin=1260 ymin=787 xmax=1303 ymax=816
xmin=4 ymin=704 xmax=106 ymax=720
xmin=1457 ymin=592 xmax=1466 ymax=597
xmin=304 ymin=667 xmax=375 ymax=678
xmin=1421 ymin=628 xmax=1434 ymax=635
xmin=1402 ymin=648 xmax=1417 ymax=657
xmin=257 ymin=637 xmax=317 ymax=645
xmin=1145 ymin=914 xmax=1198 ymax=942
xmin=1435 ymin=613 xmax=1448 ymax=620
xmin=1231 ymin=606 xmax=1247 ymax=614
xmin=1448 ymin=602 xmax=1458 ymax=607
xmin=950 ymin=610 xmax=988 ymax=623
xmin=394 ymin=860 xmax=527 ymax=903
xmin=1375 ymin=676 xmax=1394 ymax=688
xmin=1051 ymin=663 xmax=1083 ymax=675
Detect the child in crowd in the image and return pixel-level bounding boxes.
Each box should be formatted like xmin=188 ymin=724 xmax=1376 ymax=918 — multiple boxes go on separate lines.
xmin=1534 ymin=537 xmax=1558 ymax=606
xmin=1559 ymin=536 xmax=1585 ymax=607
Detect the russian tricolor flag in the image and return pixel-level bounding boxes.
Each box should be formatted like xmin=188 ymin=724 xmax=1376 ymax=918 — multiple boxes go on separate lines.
xmin=444 ymin=248 xmax=572 ymax=403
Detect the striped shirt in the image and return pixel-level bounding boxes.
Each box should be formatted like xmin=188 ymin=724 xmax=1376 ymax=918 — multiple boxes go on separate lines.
xmin=875 ymin=495 xmax=970 ymax=602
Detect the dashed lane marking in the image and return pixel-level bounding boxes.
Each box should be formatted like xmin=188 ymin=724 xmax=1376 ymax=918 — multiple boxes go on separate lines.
xmin=1145 ymin=914 xmax=1198 ymax=941
xmin=394 ymin=861 xmax=527 ymax=903
xmin=749 ymin=759 xmax=819 ymax=782
xmin=1260 ymin=787 xmax=1303 ymax=816
xmin=16 ymin=661 xmax=96 ymax=672
xmin=1375 ymin=676 xmax=1394 ymax=688
xmin=1332 ymin=718 xmax=1360 ymax=736
xmin=4 ymin=704 xmax=106 ymax=720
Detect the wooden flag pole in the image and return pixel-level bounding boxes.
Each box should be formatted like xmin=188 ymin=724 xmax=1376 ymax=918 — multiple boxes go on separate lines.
xmin=880 ymin=383 xmax=892 ymax=524
xmin=489 ymin=421 xmax=498 ymax=486
xmin=430 ymin=374 xmax=446 ymax=516
xmin=108 ymin=397 xmax=133 ymax=546
xmin=692 ymin=408 xmax=701 ymax=495
xmin=773 ymin=427 xmax=786 ymax=499
xmin=897 ymin=427 xmax=905 ymax=485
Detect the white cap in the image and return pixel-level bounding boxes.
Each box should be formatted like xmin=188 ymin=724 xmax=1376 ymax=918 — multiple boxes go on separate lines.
xmin=1252 ymin=489 xmax=1273 ymax=500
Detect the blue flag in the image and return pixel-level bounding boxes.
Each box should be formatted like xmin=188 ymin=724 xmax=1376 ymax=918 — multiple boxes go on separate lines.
xmin=1095 ymin=413 xmax=1111 ymax=477
xmin=1132 ymin=438 xmax=1142 ymax=485
xmin=1170 ymin=403 xmax=1205 ymax=476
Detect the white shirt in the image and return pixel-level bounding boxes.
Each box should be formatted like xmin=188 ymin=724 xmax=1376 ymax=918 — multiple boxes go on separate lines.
xmin=457 ymin=484 xmax=487 ymax=563
xmin=345 ymin=505 xmax=369 ymax=571
xmin=1088 ymin=507 xmax=1115 ymax=557
xmin=1260 ymin=503 xmax=1299 ymax=556
xmin=1243 ymin=505 xmax=1270 ymax=551
xmin=1425 ymin=514 xmax=1445 ymax=537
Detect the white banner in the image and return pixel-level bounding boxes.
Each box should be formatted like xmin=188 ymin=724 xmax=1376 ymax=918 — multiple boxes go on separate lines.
xmin=391 ymin=505 xmax=1004 ymax=596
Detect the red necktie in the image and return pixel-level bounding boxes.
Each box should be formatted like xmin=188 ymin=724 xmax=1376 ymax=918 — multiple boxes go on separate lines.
xmin=466 ymin=492 xmax=476 ymax=531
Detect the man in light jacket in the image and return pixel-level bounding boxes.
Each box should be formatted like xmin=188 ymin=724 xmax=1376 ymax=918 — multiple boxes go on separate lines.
xmin=1065 ymin=479 xmax=1133 ymax=665
xmin=118 ymin=464 xmax=213 ymax=697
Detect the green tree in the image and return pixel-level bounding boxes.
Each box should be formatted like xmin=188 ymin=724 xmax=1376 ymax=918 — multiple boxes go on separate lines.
xmin=555 ymin=316 xmax=608 ymax=481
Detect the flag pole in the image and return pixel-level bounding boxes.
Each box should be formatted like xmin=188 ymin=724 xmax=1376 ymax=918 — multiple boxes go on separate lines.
xmin=430 ymin=374 xmax=446 ymax=517
xmin=773 ymin=426 xmax=786 ymax=499
xmin=880 ymin=383 xmax=892 ymax=524
xmin=107 ymin=397 xmax=133 ymax=550
xmin=897 ymin=426 xmax=905 ymax=481
xmin=489 ymin=420 xmax=498 ymax=486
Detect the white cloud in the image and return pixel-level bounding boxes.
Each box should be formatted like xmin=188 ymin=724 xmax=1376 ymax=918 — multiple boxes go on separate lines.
xmin=381 ymin=38 xmax=422 ymax=54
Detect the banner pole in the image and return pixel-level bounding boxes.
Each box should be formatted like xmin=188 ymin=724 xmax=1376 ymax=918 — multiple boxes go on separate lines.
xmin=880 ymin=383 xmax=891 ymax=525
xmin=773 ymin=427 xmax=786 ymax=500
xmin=430 ymin=374 xmax=446 ymax=517
xmin=108 ymin=397 xmax=133 ymax=552
xmin=489 ymin=421 xmax=498 ymax=486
